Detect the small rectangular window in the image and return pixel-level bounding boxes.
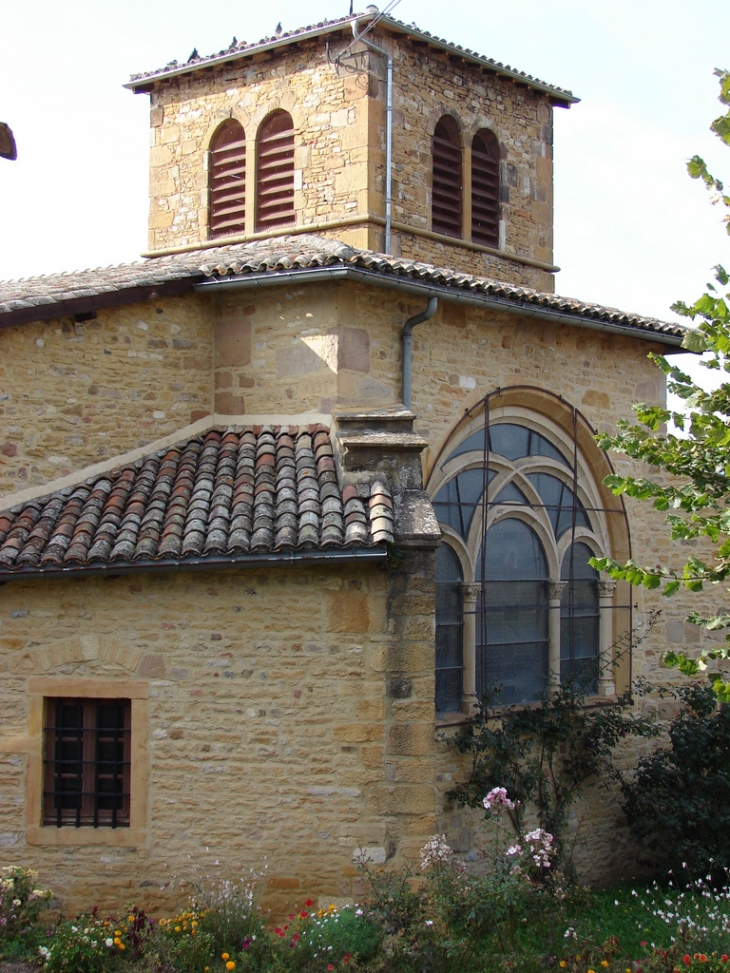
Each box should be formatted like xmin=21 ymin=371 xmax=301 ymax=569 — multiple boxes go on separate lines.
xmin=43 ymin=698 xmax=131 ymax=828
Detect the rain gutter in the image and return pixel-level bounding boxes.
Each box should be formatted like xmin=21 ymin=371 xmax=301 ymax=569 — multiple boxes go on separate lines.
xmin=402 ymin=298 xmax=438 ymax=408
xmin=192 ymin=267 xmax=685 ymax=347
xmin=0 ymin=546 xmax=387 ymax=584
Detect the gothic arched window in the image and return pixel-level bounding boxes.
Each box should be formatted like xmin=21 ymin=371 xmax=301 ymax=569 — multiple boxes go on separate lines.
xmin=256 ymin=111 xmax=295 ymax=231
xmin=430 ymin=397 xmax=630 ymax=714
xmin=209 ymin=120 xmax=247 ymax=239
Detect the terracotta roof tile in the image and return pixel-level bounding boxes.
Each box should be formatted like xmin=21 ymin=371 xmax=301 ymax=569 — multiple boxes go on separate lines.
xmin=0 ymin=235 xmax=686 ymax=344
xmin=0 ymin=425 xmax=393 ymax=578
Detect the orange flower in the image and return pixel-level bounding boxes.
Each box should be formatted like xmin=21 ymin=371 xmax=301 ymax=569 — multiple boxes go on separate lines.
xmin=221 ymin=953 xmax=229 ymax=961
xmin=226 ymin=963 xmax=235 ymax=972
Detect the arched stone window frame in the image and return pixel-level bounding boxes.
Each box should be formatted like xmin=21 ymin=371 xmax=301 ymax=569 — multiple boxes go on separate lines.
xmin=427 ymin=390 xmax=631 ymax=716
xmin=255 ymin=109 xmax=296 ymax=232
xmin=431 ymin=114 xmax=463 ymax=238
xmin=471 ymin=127 xmax=501 ymax=248
xmin=208 ymin=118 xmax=247 ymax=240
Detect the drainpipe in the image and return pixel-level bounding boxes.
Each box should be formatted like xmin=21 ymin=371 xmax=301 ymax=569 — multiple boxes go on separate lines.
xmin=402 ymin=297 xmax=438 ymax=409
xmin=352 ymin=15 xmax=393 ymax=254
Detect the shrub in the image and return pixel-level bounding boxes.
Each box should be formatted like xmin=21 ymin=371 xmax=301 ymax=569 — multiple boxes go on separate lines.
xmin=621 ymin=683 xmax=730 ymax=876
xmin=0 ymin=865 xmax=53 ymax=939
xmin=361 ymin=798 xmax=566 ymax=972
xmin=40 ymin=910 xmax=130 ymax=973
xmin=193 ymin=877 xmax=264 ymax=954
xmin=145 ymin=909 xmax=215 ymax=973
xmin=449 ymin=682 xmax=657 ymax=876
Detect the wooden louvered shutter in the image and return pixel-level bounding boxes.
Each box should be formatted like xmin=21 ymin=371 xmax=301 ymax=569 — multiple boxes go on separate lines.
xmin=209 ymin=120 xmax=247 ymax=239
xmin=256 ymin=111 xmax=295 ymax=231
xmin=432 ymin=117 xmax=462 ymax=238
xmin=471 ymin=130 xmax=500 ymax=248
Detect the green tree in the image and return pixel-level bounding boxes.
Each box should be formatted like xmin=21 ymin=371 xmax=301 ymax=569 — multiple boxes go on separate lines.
xmin=591 ymin=68 xmax=730 ymax=698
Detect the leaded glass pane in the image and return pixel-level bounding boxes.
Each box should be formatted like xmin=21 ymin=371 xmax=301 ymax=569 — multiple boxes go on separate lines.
xmin=527 ymin=472 xmax=591 ymax=538
xmin=476 ymin=520 xmax=549 ymax=704
xmin=478 ymin=518 xmax=548 ymax=582
xmin=433 ymin=469 xmax=494 ymax=540
xmin=561 ymin=543 xmax=600 ymax=693
xmin=492 ymin=482 xmax=527 ymax=505
xmin=446 ymin=423 xmax=569 ymax=467
xmin=435 ymin=544 xmax=463 ymax=713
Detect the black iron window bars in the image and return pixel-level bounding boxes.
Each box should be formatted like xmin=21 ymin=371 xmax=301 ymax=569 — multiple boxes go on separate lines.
xmin=43 ymin=698 xmax=131 ymax=828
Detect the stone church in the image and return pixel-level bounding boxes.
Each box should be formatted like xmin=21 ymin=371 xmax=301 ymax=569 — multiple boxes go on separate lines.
xmin=0 ymin=8 xmax=689 ymax=912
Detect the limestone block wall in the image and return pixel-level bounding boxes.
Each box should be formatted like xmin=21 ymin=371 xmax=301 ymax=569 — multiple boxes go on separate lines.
xmin=0 ymin=297 xmax=214 ymax=497
xmin=146 ymin=38 xmax=371 ymax=253
xmin=0 ymin=554 xmax=437 ymax=915
xmin=212 ymin=282 xmax=398 ymax=417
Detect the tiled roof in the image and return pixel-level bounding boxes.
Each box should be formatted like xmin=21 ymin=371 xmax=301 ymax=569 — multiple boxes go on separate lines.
xmin=0 ymin=235 xmax=686 ymax=343
xmin=0 ymin=425 xmax=394 ymax=579
xmin=125 ymin=11 xmax=577 ymax=105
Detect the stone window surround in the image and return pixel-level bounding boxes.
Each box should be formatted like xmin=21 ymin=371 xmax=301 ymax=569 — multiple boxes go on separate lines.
xmin=428 ymin=111 xmax=505 ymax=252
xmin=25 ymin=678 xmax=149 ymax=847
xmin=204 ymin=96 xmax=302 ymax=241
xmin=428 ymin=404 xmax=626 ymax=716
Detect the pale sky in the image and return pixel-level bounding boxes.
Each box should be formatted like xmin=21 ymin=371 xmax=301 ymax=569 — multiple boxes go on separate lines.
xmin=2 ymin=0 xmax=729 ymax=337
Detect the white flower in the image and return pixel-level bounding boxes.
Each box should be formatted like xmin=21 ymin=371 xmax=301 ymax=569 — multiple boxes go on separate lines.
xmin=105 ymin=938 xmax=114 ymax=948
xmin=506 ymin=844 xmax=522 ymax=857
xmin=420 ymin=834 xmax=453 ymax=870
xmin=483 ymin=787 xmax=516 ymax=811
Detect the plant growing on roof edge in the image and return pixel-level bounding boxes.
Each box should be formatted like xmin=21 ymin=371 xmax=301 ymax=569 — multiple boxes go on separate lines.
xmin=589 ymin=68 xmax=730 ymax=698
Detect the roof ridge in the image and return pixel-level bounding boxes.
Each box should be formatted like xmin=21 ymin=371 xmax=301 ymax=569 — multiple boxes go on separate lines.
xmin=124 ymin=11 xmax=576 ymax=102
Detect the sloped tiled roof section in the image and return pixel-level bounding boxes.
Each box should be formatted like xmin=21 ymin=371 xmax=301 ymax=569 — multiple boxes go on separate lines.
xmin=0 ymin=426 xmax=394 ymax=579
xmin=125 ymin=11 xmax=577 ymax=106
xmin=0 ymin=235 xmax=686 ymax=344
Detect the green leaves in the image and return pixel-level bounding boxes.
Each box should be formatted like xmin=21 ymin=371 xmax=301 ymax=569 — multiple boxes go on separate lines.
xmin=589 ymin=73 xmax=730 ymax=699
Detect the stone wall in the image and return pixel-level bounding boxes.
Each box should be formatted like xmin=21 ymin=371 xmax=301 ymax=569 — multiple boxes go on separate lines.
xmin=146 ymin=37 xmax=371 ymax=255
xmin=0 ymin=272 xmax=704 ymax=893
xmin=0 ymin=553 xmax=437 ymax=915
xmin=0 ymin=297 xmax=214 ymax=496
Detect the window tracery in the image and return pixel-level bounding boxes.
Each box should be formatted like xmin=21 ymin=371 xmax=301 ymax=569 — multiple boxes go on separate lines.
xmin=428 ymin=394 xmax=631 ymax=714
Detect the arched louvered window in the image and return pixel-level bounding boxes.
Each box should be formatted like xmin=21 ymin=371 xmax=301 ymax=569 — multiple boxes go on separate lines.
xmin=432 ymin=115 xmax=462 ymax=238
xmin=209 ymin=120 xmax=247 ymax=239
xmin=256 ymin=111 xmax=295 ymax=231
xmin=471 ymin=129 xmax=500 ymax=247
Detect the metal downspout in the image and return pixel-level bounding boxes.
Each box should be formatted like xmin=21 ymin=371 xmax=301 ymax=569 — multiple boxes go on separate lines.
xmin=402 ymin=297 xmax=438 ymax=409
xmin=352 ymin=17 xmax=393 ymax=254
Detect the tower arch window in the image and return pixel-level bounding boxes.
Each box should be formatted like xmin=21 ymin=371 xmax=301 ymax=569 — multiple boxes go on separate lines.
xmin=256 ymin=111 xmax=295 ymax=231
xmin=209 ymin=120 xmax=247 ymax=239
xmin=471 ymin=129 xmax=500 ymax=247
xmin=429 ymin=392 xmax=631 ymax=714
xmin=432 ymin=115 xmax=462 ymax=238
